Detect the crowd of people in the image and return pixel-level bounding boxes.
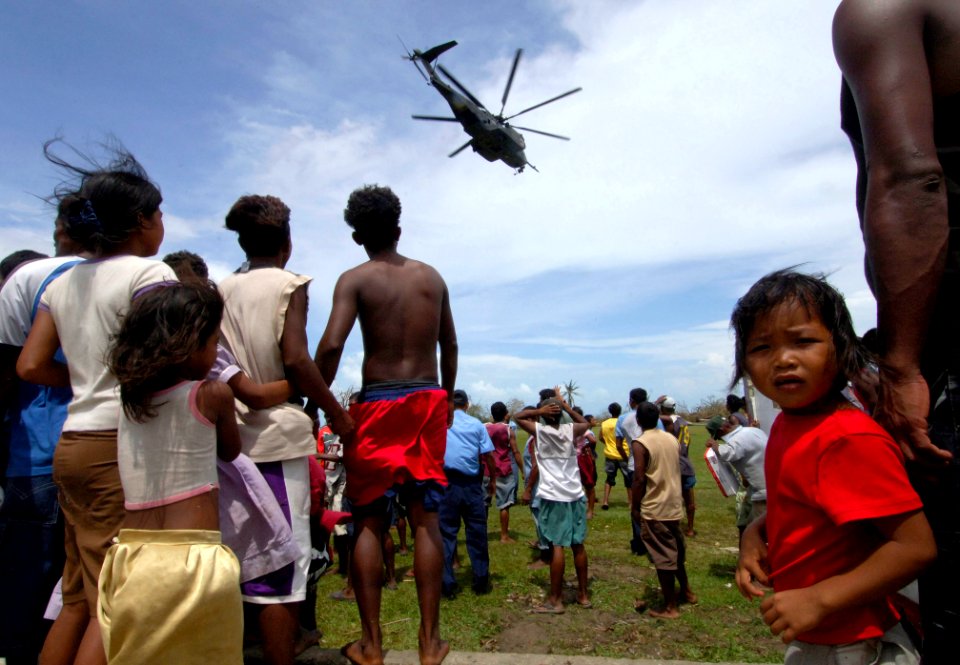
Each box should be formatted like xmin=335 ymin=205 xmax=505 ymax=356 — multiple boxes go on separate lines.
xmin=1 ymin=2 xmax=959 ymax=664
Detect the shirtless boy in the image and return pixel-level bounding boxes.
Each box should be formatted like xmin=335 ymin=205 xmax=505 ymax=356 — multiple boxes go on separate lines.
xmin=316 ymin=185 xmax=457 ymax=665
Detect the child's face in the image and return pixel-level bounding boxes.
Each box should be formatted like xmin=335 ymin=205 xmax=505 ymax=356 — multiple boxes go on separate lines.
xmin=744 ymin=299 xmax=838 ymax=413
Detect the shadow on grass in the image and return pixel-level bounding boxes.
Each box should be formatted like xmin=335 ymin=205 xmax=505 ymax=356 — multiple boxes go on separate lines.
xmin=708 ymin=560 xmax=737 ymax=579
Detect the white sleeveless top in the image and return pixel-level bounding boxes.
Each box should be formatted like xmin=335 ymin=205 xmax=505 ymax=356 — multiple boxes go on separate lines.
xmin=118 ymin=381 xmax=218 ymax=510
xmin=534 ymin=422 xmax=584 ymax=502
xmin=218 ymin=268 xmax=315 ymax=462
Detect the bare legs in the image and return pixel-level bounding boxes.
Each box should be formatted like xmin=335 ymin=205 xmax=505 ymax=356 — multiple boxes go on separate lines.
xmin=39 ymin=601 xmax=105 ymax=665
xmin=648 ymin=566 xmax=696 ymax=619
xmin=683 ymin=487 xmax=696 ymax=536
xmin=258 ymin=603 xmax=299 ymax=665
xmin=544 ymin=543 xmax=590 ymax=610
xmin=343 ymin=500 xmax=447 ymax=665
xmin=499 ymin=508 xmax=515 ymax=543
xmin=585 ymin=486 xmax=596 ymax=518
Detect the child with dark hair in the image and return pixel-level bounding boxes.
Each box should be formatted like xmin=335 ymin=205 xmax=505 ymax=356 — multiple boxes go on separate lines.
xmin=726 ymin=394 xmax=751 ymax=427
xmin=316 ymin=184 xmax=456 ymax=665
xmin=486 ymin=401 xmax=523 ymax=543
xmin=733 ymin=269 xmax=935 ymax=663
xmin=17 ymin=140 xmax=177 ymax=665
xmin=162 ymin=249 xmax=209 ymax=281
xmin=516 ymin=391 xmax=592 ymax=613
xmin=632 ymin=401 xmax=696 ymax=618
xmin=219 ymin=194 xmax=351 ymax=665
xmin=103 ymin=282 xmax=242 ymax=662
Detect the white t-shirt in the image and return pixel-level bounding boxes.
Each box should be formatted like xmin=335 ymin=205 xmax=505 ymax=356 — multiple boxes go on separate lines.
xmin=0 ymin=256 xmax=80 ymax=346
xmin=40 ymin=255 xmax=177 ymax=431
xmin=534 ymin=422 xmax=584 ymax=502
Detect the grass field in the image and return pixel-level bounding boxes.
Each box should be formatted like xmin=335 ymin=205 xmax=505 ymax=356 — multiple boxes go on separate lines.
xmin=313 ymin=425 xmax=784 ymax=662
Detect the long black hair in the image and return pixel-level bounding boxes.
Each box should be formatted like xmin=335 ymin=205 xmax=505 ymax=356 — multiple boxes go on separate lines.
xmin=44 ymin=138 xmax=162 ymax=254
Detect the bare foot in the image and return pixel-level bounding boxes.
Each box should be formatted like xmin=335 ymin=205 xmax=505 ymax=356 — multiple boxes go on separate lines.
xmin=500 ymin=535 xmax=517 ymax=544
xmin=398 ymin=548 xmax=411 ymax=556
xmin=527 ymin=559 xmax=549 ymax=570
xmin=685 ymin=529 xmax=696 ymax=537
xmin=648 ymin=606 xmax=681 ymax=619
xmin=681 ymin=589 xmax=698 ymax=605
xmin=330 ymin=589 xmax=355 ymax=601
xmin=418 ymin=638 xmax=450 ymax=665
xmin=384 ymin=578 xmax=399 ymax=591
xmin=577 ymin=595 xmax=592 ymax=608
xmin=341 ymin=640 xmax=384 ymax=665
xmin=586 ymin=512 xmax=594 ymax=519
xmin=404 ymin=568 xmax=416 ymax=578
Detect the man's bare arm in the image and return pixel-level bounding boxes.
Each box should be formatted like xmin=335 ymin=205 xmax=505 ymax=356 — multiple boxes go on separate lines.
xmin=438 ymin=280 xmax=458 ymax=426
xmin=282 ymin=285 xmax=353 ymax=437
xmin=315 ymin=273 xmax=360 ymax=386
xmin=834 ymin=0 xmax=951 ymax=463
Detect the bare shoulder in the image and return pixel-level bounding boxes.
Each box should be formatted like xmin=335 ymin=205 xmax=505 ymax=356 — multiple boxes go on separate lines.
xmin=834 ymin=0 xmax=924 ymax=44
xmin=197 ymin=380 xmax=235 ymax=411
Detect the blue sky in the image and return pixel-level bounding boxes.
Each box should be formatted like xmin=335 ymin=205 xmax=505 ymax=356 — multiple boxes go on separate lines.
xmin=1 ymin=0 xmax=874 ymax=416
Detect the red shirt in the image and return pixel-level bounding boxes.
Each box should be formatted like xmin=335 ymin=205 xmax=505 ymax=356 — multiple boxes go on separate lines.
xmin=485 ymin=422 xmax=514 ymax=477
xmin=765 ymin=404 xmax=922 ymax=644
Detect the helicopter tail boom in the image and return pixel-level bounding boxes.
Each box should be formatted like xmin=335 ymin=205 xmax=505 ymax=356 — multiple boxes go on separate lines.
xmin=413 ymin=41 xmax=458 ymax=64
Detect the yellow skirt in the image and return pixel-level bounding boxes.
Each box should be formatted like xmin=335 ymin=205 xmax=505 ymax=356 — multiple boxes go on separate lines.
xmin=97 ymin=529 xmax=243 ymax=665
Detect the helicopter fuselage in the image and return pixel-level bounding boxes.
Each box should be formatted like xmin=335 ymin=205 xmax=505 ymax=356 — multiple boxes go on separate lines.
xmin=425 ymin=67 xmax=528 ymax=169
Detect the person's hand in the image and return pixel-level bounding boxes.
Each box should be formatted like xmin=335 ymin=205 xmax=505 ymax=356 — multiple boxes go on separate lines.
xmin=540 ymin=403 xmax=561 ymax=418
xmin=521 ymin=488 xmax=532 ymax=505
xmin=447 ymin=398 xmax=455 ymax=428
xmin=875 ymin=368 xmax=952 ymax=465
xmin=329 ymin=408 xmax=355 ymax=441
xmin=706 ymin=438 xmax=718 ymax=450
xmin=553 ymin=385 xmax=564 ymax=403
xmin=735 ymin=519 xmax=769 ymax=600
xmin=760 ymin=586 xmax=828 ymax=644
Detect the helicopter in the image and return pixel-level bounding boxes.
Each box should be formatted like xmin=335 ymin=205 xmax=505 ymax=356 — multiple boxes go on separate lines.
xmin=403 ymin=40 xmax=582 ymax=173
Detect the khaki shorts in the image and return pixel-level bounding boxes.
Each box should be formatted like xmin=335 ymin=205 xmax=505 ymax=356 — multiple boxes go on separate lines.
xmin=640 ymin=519 xmax=686 ymax=571
xmin=52 ymin=430 xmax=125 ymax=614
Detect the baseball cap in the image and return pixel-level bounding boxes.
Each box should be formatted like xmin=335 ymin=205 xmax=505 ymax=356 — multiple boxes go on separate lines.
xmin=660 ymin=396 xmax=677 ymax=411
xmin=705 ymin=415 xmax=727 ymax=439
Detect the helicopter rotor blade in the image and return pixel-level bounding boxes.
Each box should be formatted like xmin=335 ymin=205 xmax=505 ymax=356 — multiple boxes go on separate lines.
xmin=511 ymin=125 xmax=571 ymax=141
xmin=411 ymin=115 xmax=460 ymax=122
xmin=503 ymin=87 xmax=582 ymax=121
xmin=448 ymin=140 xmax=473 ymax=158
xmin=436 ymin=64 xmax=486 ymax=109
xmin=398 ymin=36 xmax=429 ymax=81
xmin=498 ymin=48 xmax=522 ymax=117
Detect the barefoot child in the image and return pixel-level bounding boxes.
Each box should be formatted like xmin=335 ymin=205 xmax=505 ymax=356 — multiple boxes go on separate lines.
xmin=631 ymin=401 xmax=696 ymax=618
xmin=733 ymin=270 xmax=936 ymax=663
xmin=101 ymin=282 xmax=243 ymax=663
xmin=515 ymin=390 xmax=592 ymax=613
xmin=17 ymin=143 xmax=177 ymax=665
xmin=316 ymin=185 xmax=457 ymax=665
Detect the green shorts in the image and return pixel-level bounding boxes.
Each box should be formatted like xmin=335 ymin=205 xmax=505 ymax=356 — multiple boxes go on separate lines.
xmin=539 ymin=497 xmax=587 ymax=547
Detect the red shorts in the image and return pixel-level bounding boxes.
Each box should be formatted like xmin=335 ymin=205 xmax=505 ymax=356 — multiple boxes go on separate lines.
xmin=345 ymin=385 xmax=448 ymax=507
xmin=577 ymin=452 xmax=597 ymax=488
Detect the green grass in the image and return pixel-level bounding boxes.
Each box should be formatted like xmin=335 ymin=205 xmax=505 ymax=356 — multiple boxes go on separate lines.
xmin=314 ymin=426 xmax=784 ymax=662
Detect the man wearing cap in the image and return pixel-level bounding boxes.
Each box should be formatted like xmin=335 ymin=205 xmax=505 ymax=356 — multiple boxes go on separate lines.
xmin=705 ymin=415 xmax=767 ymax=539
xmin=658 ymin=397 xmax=697 ymax=537
xmin=439 ymin=390 xmax=495 ymax=598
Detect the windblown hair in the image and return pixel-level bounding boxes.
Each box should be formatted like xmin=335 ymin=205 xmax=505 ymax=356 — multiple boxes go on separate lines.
xmin=344 ymin=185 xmax=401 ymax=252
xmin=109 ymin=282 xmax=223 ymax=422
xmin=225 ymin=195 xmax=290 ymax=257
xmin=730 ymin=268 xmax=867 ymax=394
xmin=44 ymin=138 xmax=162 ymax=254
xmin=163 ymin=250 xmax=209 ymax=281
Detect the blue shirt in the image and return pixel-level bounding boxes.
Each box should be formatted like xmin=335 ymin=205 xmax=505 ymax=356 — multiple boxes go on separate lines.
xmin=444 ymin=410 xmax=495 ymax=476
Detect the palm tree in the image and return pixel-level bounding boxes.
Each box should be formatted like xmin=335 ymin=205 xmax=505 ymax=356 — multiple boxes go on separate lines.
xmin=562 ymin=379 xmax=580 ymax=407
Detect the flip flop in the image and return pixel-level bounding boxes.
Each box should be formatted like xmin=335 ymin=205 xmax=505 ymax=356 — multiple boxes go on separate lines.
xmin=530 ymin=603 xmax=565 ymax=614
xmin=601 ymin=504 xmax=610 ymax=511
xmin=577 ymin=600 xmax=593 ymax=609
xmin=329 ymin=590 xmax=353 ymax=601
